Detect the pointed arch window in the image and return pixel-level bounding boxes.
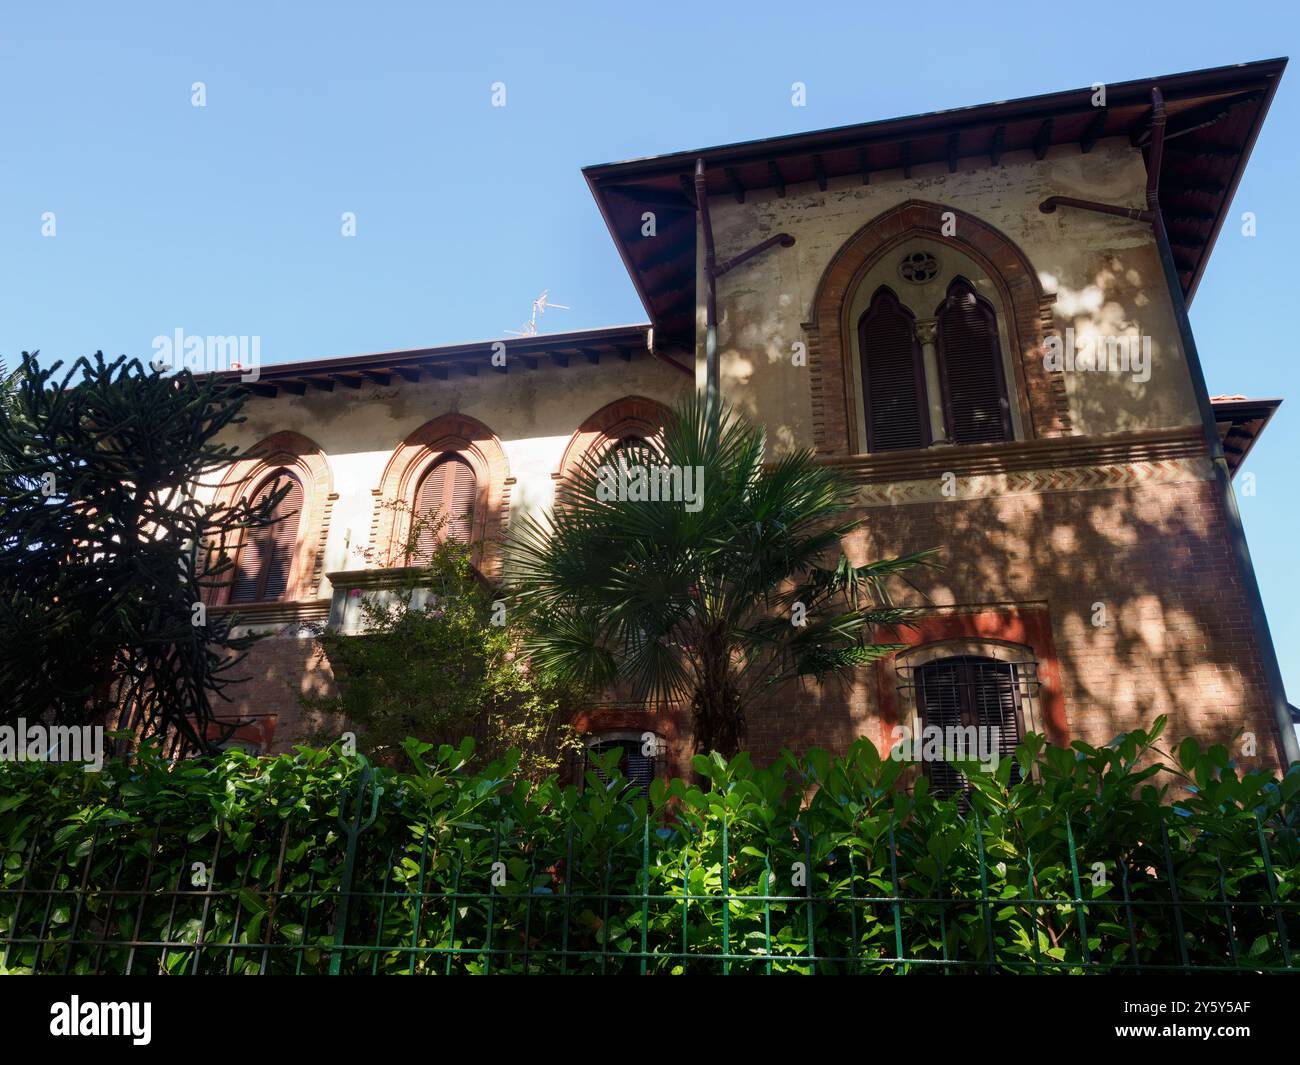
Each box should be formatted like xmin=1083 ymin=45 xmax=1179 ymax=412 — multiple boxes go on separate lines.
xmin=858 ymin=286 xmax=930 ymax=452
xmin=413 ymin=455 xmax=476 ymax=558
xmin=230 ymin=470 xmax=302 ymax=604
xmin=935 ymin=278 xmax=1013 ymax=445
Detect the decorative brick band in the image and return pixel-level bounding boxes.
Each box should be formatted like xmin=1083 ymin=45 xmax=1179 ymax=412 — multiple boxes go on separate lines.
xmin=206 ymin=430 xmax=334 ymax=606
xmin=853 ymin=456 xmax=1210 ymax=507
xmin=819 ymin=424 xmax=1205 ymax=482
xmin=803 ymin=199 xmax=1072 ymax=455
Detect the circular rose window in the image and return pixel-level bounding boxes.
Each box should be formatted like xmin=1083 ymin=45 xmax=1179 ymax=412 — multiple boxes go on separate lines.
xmin=898 ymin=251 xmax=940 ymax=284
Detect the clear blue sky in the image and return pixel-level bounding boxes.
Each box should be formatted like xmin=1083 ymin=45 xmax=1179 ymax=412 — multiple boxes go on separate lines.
xmin=2 ymin=1 xmax=1297 ymax=698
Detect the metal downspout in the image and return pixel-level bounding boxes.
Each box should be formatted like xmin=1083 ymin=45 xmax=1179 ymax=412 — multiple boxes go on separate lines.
xmin=695 ymin=159 xmax=720 ymax=421
xmin=694 ymin=158 xmax=795 ymax=425
xmin=1040 ymin=87 xmax=1297 ymax=767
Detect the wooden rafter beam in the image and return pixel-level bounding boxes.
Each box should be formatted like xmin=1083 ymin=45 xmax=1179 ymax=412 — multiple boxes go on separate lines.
xmin=1162 ymin=179 xmax=1227 ymax=197
xmin=1164 ymin=145 xmax=1239 ymax=160
xmin=678 ymin=174 xmax=697 ymax=208
xmin=1033 ymin=117 xmax=1054 ymax=160
xmin=724 ymin=166 xmax=745 ymax=204
xmin=1080 ymin=109 xmax=1108 ymax=153
xmin=768 ymin=160 xmax=786 ymax=198
xmin=1135 ymin=90 xmax=1264 ymax=147
xmin=639 ymin=237 xmax=693 ymax=275
xmin=654 ymin=282 xmax=696 ymax=310
xmin=990 ymin=125 xmax=1005 ymax=166
xmin=606 ymin=185 xmax=694 ymax=211
xmin=1127 ymin=106 xmax=1156 ymax=147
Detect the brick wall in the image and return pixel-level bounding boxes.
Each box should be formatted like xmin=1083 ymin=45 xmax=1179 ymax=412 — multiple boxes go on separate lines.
xmin=215 ymin=471 xmax=1279 ymax=778
xmin=736 ymin=472 xmax=1277 ymax=775
xmin=213 ymin=633 xmax=345 ymax=754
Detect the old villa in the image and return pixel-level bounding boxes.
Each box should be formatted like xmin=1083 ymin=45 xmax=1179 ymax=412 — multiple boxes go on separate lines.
xmin=197 ymin=58 xmax=1295 ymax=782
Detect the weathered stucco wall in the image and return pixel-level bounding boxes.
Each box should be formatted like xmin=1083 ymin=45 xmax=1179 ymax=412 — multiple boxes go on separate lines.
xmin=206 ymin=354 xmax=689 ymax=603
xmin=701 ymin=138 xmax=1201 ymax=452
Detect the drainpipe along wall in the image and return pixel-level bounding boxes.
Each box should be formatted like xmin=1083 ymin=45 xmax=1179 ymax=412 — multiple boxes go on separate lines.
xmin=1042 ymin=88 xmax=1297 ymax=767
xmin=695 ymin=159 xmax=720 ymax=420
xmin=694 ymin=159 xmax=796 ymax=425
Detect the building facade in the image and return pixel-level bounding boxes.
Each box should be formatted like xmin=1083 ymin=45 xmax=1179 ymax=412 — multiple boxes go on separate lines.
xmin=199 ymin=59 xmax=1294 ymax=779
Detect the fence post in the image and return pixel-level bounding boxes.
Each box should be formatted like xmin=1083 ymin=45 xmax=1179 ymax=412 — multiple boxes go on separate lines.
xmin=799 ymin=820 xmax=816 ymax=974
xmin=1159 ymin=822 xmax=1190 ymax=974
xmin=887 ymin=822 xmax=905 ymax=973
xmin=721 ymin=813 xmax=730 ymax=975
xmin=639 ymin=813 xmax=650 ymax=976
xmin=329 ymin=757 xmax=382 ymax=976
xmin=1065 ymin=816 xmax=1092 ymax=972
xmin=1255 ymin=815 xmax=1293 ymax=969
xmin=973 ymin=810 xmax=996 ymax=974
xmin=484 ymin=817 xmax=502 ymax=976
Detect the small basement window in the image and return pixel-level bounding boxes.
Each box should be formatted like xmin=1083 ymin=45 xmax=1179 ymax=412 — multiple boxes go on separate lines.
xmin=579 ymin=733 xmax=660 ymax=798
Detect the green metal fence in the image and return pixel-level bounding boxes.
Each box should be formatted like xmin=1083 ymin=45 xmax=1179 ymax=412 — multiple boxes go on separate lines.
xmin=2 ymin=754 xmax=1296 ymax=975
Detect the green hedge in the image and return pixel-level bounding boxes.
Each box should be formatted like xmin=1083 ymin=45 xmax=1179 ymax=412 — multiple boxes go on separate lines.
xmin=1 ymin=719 xmax=1296 ymax=974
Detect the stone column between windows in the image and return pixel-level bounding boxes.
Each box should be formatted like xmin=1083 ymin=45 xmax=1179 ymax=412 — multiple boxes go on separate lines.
xmin=915 ymin=317 xmax=948 ymax=445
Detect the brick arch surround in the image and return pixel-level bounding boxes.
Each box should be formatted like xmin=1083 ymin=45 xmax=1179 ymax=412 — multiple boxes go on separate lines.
xmin=372 ymin=413 xmax=513 ymax=576
xmin=553 ymin=395 xmax=674 ymax=481
xmin=803 ymin=200 xmax=1071 ymax=455
xmin=207 ymin=430 xmax=335 ymax=604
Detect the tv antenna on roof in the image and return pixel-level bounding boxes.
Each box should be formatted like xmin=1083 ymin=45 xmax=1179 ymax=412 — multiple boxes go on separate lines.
xmin=505 ymin=289 xmax=570 ymax=337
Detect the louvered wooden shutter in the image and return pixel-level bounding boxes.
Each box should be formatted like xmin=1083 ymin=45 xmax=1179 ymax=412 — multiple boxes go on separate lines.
xmin=916 ymin=659 xmax=968 ymax=799
xmin=413 ymin=461 xmax=447 ymax=561
xmin=611 ymin=435 xmax=648 ymax=455
xmin=936 ymin=281 xmax=1013 ymax=445
xmin=602 ymin=436 xmax=650 ymax=484
xmin=858 ymin=287 xmax=930 ymax=452
xmin=969 ymin=659 xmax=1023 ymax=785
xmin=231 ymin=472 xmax=302 ymax=603
xmin=585 ymin=739 xmax=656 ymax=798
xmin=414 ymin=456 xmax=476 ymax=560
xmin=916 ymin=656 xmax=1024 ymax=798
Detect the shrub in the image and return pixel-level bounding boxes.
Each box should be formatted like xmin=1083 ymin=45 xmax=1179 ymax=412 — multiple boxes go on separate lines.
xmin=0 ymin=718 xmax=1294 ymax=975
xmin=301 ymin=510 xmax=580 ymax=781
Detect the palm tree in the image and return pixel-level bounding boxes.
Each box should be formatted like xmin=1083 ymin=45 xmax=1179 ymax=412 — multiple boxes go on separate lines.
xmin=507 ymin=392 xmax=935 ymax=760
